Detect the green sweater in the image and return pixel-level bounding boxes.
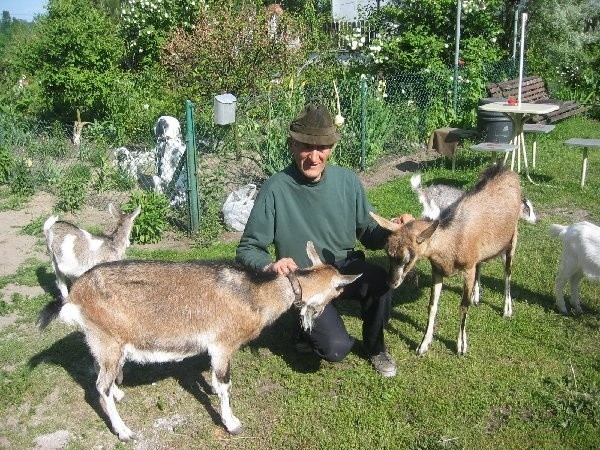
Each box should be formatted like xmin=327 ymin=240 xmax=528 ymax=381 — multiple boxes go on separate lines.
xmin=235 ymin=163 xmax=389 ymax=271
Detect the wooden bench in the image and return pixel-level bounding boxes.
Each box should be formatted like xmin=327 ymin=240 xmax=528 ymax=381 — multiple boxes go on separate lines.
xmin=486 ymin=75 xmax=588 ymax=124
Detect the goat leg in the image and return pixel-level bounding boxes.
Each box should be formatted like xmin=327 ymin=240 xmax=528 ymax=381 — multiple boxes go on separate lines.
xmin=458 ymin=269 xmax=476 ymax=355
xmin=210 ymin=349 xmax=243 ymax=435
xmin=555 ymin=271 xmax=569 ymax=315
xmin=94 ymin=349 xmax=137 ymax=441
xmin=471 ymin=264 xmax=482 ymax=306
xmin=503 ymin=236 xmax=517 ymax=318
xmin=417 ymin=272 xmax=443 ymax=356
xmin=569 ymin=272 xmax=585 ymax=314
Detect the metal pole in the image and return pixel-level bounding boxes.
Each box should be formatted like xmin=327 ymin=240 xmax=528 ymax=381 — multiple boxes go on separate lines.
xmin=452 ymin=0 xmax=462 ymax=114
xmin=512 ymin=8 xmax=519 ymax=59
xmin=360 ymin=77 xmax=367 ymax=172
xmin=185 ymin=100 xmax=200 ymax=233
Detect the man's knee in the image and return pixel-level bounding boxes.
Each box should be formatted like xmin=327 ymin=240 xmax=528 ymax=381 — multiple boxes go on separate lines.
xmin=315 ymin=335 xmax=355 ymax=362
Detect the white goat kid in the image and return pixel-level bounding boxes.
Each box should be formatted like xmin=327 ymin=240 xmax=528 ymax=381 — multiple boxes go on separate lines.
xmin=410 ymin=172 xmax=536 ymax=223
xmin=37 ymin=241 xmax=360 ymax=441
xmin=43 ymin=204 xmax=141 ymax=298
xmin=548 ymin=221 xmax=600 ymax=315
xmin=372 ymin=165 xmax=522 ymax=355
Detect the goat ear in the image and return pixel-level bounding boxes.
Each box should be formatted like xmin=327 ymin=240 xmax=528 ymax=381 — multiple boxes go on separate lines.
xmin=336 ymin=273 xmax=361 ymax=287
xmin=306 ymin=241 xmax=323 ymax=266
xmin=133 ymin=205 xmax=141 ymax=217
xmin=369 ymin=212 xmax=402 ymax=231
xmin=416 ymin=220 xmax=439 ymax=244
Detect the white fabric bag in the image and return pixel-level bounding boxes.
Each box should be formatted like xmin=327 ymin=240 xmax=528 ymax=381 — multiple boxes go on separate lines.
xmin=222 ymin=184 xmax=257 ymax=232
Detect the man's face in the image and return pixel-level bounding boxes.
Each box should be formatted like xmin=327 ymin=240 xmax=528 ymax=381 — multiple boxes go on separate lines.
xmin=290 ymin=140 xmax=333 ymax=182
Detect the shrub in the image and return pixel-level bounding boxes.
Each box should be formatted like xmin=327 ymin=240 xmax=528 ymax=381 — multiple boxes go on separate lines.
xmin=120 ymin=0 xmax=204 ymax=68
xmin=9 ymin=158 xmax=35 ymax=197
xmin=0 ymin=145 xmax=14 ymax=184
xmin=123 ymin=191 xmax=170 ymax=244
xmin=527 ymin=0 xmax=599 ymax=112
xmin=160 ymin=0 xmax=305 ymax=103
xmin=55 ymin=163 xmax=91 ymax=212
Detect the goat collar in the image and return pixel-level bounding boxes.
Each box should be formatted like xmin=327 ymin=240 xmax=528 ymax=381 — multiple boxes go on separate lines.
xmin=286 ymin=272 xmax=302 ymax=302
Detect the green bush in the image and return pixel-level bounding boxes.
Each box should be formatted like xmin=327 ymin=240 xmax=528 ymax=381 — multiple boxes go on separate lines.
xmin=160 ymin=0 xmax=306 ymax=103
xmin=527 ymin=0 xmax=599 ymax=112
xmin=123 ymin=191 xmax=170 ymax=244
xmin=0 ymin=145 xmax=14 ymax=184
xmin=55 ymin=163 xmax=91 ymax=212
xmin=9 ymin=158 xmax=35 ymax=197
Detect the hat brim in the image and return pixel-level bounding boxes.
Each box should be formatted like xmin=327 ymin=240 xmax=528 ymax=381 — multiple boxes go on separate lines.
xmin=289 ymin=127 xmax=341 ymax=146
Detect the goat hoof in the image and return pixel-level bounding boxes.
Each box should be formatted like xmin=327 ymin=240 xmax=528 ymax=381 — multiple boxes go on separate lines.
xmin=117 ymin=430 xmax=138 ymax=442
xmin=228 ymin=424 xmax=244 ymax=435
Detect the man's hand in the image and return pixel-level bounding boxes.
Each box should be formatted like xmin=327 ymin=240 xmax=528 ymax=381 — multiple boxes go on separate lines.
xmin=391 ymin=213 xmax=415 ymax=225
xmin=263 ymin=258 xmax=298 ymax=276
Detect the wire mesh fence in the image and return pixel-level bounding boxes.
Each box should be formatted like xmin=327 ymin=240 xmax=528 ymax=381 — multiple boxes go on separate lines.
xmin=3 ymin=58 xmax=521 ymax=241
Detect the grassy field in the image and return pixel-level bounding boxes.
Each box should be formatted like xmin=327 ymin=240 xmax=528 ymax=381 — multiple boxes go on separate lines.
xmin=0 ymin=116 xmax=599 ymax=449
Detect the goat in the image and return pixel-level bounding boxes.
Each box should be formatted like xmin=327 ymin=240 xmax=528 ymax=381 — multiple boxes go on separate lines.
xmin=37 ymin=241 xmax=360 ymax=441
xmin=43 ymin=204 xmax=141 ymax=298
xmin=548 ymin=221 xmax=600 ymax=315
xmin=410 ymin=173 xmax=536 ymax=223
xmin=372 ymin=165 xmax=522 ymax=355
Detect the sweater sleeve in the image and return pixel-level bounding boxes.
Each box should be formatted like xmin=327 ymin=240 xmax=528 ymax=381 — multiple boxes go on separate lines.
xmin=235 ymin=187 xmax=275 ymax=272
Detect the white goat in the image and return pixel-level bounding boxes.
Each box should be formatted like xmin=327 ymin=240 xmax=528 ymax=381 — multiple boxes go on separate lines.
xmin=410 ymin=173 xmax=536 ymax=223
xmin=372 ymin=165 xmax=522 ymax=355
xmin=548 ymin=221 xmax=600 ymax=315
xmin=37 ymin=241 xmax=360 ymax=441
xmin=43 ymin=204 xmax=141 ymax=298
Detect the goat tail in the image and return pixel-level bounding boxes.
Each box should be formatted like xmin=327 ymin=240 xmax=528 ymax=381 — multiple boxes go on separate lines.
xmin=548 ymin=224 xmax=568 ymax=240
xmin=43 ymin=216 xmax=59 ymax=235
xmin=37 ymin=297 xmax=65 ymax=331
xmin=410 ymin=173 xmax=422 ymax=191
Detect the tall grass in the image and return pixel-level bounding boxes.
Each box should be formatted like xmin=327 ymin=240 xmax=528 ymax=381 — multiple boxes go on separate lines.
xmin=0 ymin=116 xmax=598 ymax=449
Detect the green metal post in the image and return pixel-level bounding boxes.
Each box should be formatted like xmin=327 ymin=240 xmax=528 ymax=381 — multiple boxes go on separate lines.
xmin=452 ymin=0 xmax=462 ymax=114
xmin=185 ymin=100 xmax=201 ymax=233
xmin=360 ymin=77 xmax=367 ymax=172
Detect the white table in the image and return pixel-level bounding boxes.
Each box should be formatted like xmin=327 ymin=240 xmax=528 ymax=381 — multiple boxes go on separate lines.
xmin=564 ymin=138 xmax=600 ymax=187
xmin=478 ymin=102 xmax=559 ymax=182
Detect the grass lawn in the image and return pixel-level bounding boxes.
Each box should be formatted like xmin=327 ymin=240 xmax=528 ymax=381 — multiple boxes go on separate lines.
xmin=0 ymin=116 xmax=599 ymax=449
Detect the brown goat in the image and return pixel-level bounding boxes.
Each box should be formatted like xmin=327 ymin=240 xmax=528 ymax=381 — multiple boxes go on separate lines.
xmin=371 ymin=165 xmax=522 ymax=355
xmin=37 ymin=241 xmax=360 ymax=441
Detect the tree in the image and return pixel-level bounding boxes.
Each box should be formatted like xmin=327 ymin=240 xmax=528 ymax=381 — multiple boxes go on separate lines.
xmin=30 ymin=0 xmax=125 ymax=121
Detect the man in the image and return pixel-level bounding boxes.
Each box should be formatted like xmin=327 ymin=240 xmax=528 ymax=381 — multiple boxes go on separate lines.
xmin=236 ymin=103 xmax=407 ymax=377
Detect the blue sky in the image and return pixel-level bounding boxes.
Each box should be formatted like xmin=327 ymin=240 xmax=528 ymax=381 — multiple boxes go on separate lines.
xmin=2 ymin=0 xmax=48 ymax=21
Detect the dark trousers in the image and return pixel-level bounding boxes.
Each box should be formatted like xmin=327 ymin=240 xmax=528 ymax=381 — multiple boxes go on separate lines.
xmin=297 ymin=252 xmax=393 ymax=362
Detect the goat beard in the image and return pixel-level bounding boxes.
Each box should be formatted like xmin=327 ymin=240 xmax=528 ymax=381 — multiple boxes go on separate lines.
xmin=298 ymin=304 xmax=325 ymax=332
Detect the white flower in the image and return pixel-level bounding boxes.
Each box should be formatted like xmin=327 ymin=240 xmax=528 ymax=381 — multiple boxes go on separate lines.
xmin=334 ymin=114 xmax=345 ymax=126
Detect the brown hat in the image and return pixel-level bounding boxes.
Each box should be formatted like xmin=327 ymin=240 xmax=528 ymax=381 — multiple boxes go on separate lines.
xmin=288 ymin=104 xmax=341 ymax=146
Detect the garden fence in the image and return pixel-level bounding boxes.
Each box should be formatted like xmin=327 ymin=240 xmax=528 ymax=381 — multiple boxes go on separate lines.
xmin=3 ymin=59 xmax=521 ymax=238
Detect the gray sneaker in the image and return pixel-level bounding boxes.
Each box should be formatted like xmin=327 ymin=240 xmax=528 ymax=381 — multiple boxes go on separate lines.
xmin=370 ymin=351 xmax=397 ymax=377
